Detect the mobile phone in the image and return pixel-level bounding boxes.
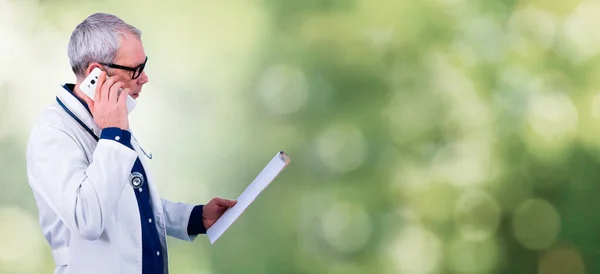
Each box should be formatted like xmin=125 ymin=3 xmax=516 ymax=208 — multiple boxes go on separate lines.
xmin=79 ymin=68 xmax=137 ymax=114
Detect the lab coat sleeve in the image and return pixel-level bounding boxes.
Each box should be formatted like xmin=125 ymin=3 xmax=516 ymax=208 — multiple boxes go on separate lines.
xmin=27 ymin=124 xmax=138 ymax=241
xmin=161 ymin=199 xmax=198 ymax=242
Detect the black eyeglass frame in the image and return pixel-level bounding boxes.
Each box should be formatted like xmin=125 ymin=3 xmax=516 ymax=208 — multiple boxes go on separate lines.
xmin=100 ymin=56 xmax=148 ymax=79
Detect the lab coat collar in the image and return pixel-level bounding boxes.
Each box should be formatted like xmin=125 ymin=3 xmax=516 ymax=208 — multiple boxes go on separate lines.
xmin=56 ymin=84 xmax=103 ymax=138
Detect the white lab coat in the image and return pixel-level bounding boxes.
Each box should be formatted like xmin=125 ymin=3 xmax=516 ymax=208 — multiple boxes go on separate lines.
xmin=26 ymin=85 xmax=198 ymax=274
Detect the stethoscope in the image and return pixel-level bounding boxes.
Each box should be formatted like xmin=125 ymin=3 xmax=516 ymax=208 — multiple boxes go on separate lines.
xmin=58 ymin=97 xmax=153 ymax=189
xmin=56 ymin=97 xmax=154 ymax=160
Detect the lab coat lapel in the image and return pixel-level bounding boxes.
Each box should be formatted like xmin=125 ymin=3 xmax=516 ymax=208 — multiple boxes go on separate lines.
xmin=129 ymin=134 xmax=169 ymax=268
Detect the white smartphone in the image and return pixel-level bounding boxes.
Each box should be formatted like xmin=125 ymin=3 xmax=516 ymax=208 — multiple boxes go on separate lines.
xmin=79 ymin=68 xmax=137 ymax=114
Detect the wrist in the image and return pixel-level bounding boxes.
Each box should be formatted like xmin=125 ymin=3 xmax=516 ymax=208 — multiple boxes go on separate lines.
xmin=187 ymin=205 xmax=207 ymax=235
xmin=100 ymin=127 xmax=133 ymax=150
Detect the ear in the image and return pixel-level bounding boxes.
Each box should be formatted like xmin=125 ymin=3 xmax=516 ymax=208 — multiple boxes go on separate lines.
xmin=85 ymin=62 xmax=104 ymax=76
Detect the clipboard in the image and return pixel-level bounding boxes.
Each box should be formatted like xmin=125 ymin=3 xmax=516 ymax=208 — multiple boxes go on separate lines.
xmin=206 ymin=150 xmax=291 ymax=244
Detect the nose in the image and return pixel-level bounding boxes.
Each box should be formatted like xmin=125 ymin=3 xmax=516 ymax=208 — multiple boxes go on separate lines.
xmin=138 ymin=71 xmax=149 ymax=85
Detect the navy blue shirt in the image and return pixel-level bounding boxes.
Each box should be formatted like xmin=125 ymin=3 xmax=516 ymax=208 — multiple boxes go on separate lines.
xmin=63 ymin=84 xmax=207 ymax=274
xmin=100 ymin=128 xmax=165 ymax=273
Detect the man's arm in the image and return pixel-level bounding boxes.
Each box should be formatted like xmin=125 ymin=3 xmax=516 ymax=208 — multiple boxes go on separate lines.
xmin=27 ymin=125 xmax=138 ymax=240
xmin=162 ymin=198 xmax=236 ymax=241
xmin=161 ymin=199 xmax=199 ymax=241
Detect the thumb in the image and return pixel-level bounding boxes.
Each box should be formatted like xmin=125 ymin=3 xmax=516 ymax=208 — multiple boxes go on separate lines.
xmin=217 ymin=198 xmax=237 ymax=207
xmin=225 ymin=199 xmax=237 ymax=207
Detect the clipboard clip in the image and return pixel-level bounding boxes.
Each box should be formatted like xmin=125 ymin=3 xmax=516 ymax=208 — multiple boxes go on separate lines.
xmin=278 ymin=150 xmax=290 ymax=164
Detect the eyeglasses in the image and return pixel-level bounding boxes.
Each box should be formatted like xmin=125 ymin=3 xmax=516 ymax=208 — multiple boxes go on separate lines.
xmin=100 ymin=56 xmax=148 ymax=79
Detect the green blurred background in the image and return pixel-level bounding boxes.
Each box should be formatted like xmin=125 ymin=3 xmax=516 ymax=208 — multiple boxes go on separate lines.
xmin=1 ymin=0 xmax=600 ymax=273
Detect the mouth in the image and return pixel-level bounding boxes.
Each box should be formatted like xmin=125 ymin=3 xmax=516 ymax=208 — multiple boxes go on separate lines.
xmin=131 ymin=93 xmax=140 ymax=99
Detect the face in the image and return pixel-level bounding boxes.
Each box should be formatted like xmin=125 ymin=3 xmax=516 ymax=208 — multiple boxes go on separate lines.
xmin=86 ymin=31 xmax=149 ymax=99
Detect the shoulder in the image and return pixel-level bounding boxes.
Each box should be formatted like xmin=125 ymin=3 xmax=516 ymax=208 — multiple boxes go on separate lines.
xmin=27 ymin=103 xmax=82 ymax=146
xmin=31 ymin=103 xmax=75 ymax=132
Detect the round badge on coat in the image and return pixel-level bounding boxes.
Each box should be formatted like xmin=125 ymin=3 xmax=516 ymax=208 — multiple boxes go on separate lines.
xmin=130 ymin=172 xmax=144 ymax=189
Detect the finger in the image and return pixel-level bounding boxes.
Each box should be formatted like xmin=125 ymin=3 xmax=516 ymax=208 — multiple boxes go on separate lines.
xmin=119 ymin=88 xmax=130 ymax=104
xmin=109 ymin=82 xmax=124 ymax=103
xmin=95 ymin=71 xmax=106 ymax=103
xmin=102 ymin=75 xmax=118 ymax=102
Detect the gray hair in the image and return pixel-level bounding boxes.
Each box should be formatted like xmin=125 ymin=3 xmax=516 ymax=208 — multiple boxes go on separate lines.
xmin=68 ymin=13 xmax=142 ymax=79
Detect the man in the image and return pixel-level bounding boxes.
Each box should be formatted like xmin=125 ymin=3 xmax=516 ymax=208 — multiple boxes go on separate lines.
xmin=25 ymin=13 xmax=236 ymax=274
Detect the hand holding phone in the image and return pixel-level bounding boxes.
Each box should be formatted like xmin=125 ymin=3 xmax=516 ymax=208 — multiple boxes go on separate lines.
xmin=79 ymin=68 xmax=133 ymax=130
xmin=80 ymin=68 xmax=136 ymax=114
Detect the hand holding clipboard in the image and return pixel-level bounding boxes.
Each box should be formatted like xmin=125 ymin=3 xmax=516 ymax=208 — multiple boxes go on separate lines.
xmin=207 ymin=150 xmax=291 ymax=244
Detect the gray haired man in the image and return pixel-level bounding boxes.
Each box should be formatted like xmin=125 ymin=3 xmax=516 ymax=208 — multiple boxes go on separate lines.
xmin=26 ymin=12 xmax=236 ymax=274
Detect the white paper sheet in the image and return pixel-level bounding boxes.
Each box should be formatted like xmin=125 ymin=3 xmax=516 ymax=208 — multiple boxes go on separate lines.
xmin=207 ymin=150 xmax=291 ymax=244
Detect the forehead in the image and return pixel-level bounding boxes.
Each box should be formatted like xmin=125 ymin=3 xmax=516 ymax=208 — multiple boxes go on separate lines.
xmin=114 ymin=32 xmax=146 ymax=66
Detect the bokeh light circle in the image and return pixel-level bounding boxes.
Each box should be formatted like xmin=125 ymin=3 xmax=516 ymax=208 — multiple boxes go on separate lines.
xmin=387 ymin=224 xmax=444 ymax=274
xmin=512 ymin=199 xmax=561 ymax=250
xmin=454 ymin=189 xmax=501 ymax=241
xmin=258 ymin=64 xmax=309 ymax=115
xmin=539 ymin=245 xmax=586 ymax=274
xmin=320 ymin=202 xmax=372 ymax=253
xmin=316 ymin=123 xmax=368 ymax=173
